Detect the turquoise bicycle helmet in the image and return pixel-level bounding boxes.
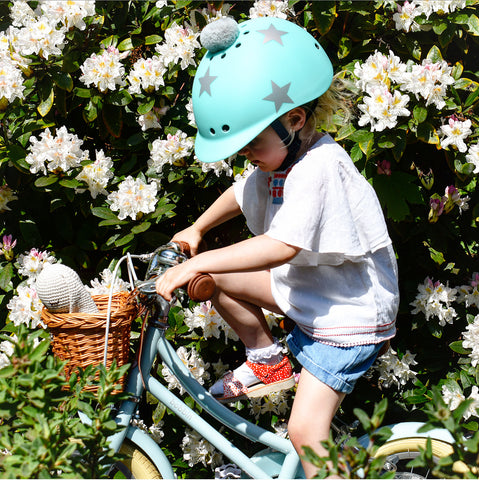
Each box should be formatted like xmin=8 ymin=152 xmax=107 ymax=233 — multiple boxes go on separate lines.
xmin=192 ymin=16 xmax=333 ymax=164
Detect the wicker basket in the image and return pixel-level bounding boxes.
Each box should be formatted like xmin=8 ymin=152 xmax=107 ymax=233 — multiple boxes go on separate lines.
xmin=42 ymin=291 xmax=138 ymax=391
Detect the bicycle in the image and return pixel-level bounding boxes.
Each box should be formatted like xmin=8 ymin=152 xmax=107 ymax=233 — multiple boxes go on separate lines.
xmin=75 ymin=242 xmax=457 ymax=479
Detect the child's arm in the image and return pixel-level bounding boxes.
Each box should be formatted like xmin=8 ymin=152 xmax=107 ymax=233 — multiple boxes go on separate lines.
xmin=171 ymin=186 xmax=242 ymax=255
xmin=156 ymin=234 xmax=300 ymax=300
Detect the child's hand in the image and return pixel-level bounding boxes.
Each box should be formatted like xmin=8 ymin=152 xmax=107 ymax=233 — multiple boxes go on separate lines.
xmin=155 ymin=261 xmax=196 ymax=301
xmin=171 ymin=226 xmax=203 ymax=256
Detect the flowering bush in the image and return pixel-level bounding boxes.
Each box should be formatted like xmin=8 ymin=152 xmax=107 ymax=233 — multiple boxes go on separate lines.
xmin=1 ymin=0 xmax=479 ymax=477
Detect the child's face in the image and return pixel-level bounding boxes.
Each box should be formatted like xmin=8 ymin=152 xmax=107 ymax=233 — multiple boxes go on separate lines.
xmin=237 ymin=126 xmax=288 ymax=172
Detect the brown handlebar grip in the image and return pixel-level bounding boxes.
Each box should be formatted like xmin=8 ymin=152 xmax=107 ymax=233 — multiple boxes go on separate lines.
xmin=187 ymin=273 xmax=216 ymax=302
xmin=174 ymin=241 xmax=191 ymax=257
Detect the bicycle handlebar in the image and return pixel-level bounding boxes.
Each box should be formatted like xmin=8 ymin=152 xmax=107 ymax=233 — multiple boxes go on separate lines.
xmin=139 ymin=241 xmax=216 ymax=303
xmin=174 ymin=241 xmax=216 ymax=302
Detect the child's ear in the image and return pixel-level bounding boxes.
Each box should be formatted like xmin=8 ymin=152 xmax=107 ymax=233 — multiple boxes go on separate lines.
xmin=286 ymin=107 xmax=307 ymax=131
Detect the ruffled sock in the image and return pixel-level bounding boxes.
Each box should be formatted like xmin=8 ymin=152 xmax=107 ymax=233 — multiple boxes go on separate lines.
xmin=210 ymin=339 xmax=284 ymax=396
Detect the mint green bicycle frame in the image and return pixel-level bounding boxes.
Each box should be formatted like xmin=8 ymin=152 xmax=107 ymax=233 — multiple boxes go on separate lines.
xmin=107 ymin=320 xmax=303 ymax=479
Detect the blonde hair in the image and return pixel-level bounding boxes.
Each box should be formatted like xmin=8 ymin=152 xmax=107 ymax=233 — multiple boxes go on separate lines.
xmin=310 ymin=73 xmax=356 ymax=130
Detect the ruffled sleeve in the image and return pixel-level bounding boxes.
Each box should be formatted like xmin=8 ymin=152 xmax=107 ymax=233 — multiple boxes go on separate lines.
xmin=233 ymin=168 xmax=269 ymax=236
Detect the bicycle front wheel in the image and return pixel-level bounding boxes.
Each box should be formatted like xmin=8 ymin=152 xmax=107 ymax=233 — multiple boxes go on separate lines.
xmin=111 ymin=440 xmax=162 ymax=479
xmin=376 ymin=437 xmax=457 ymax=478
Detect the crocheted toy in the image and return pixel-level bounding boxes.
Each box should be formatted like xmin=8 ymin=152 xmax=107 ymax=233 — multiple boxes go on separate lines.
xmin=36 ymin=263 xmax=99 ymax=313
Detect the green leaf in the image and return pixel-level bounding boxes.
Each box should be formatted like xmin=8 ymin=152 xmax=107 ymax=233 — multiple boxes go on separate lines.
xmin=74 ymin=87 xmax=92 ymax=98
xmin=372 ymin=171 xmax=423 ymax=221
xmin=311 ymin=1 xmax=336 ymax=35
xmin=449 ymin=340 xmax=471 ymax=355
xmin=91 ymin=206 xmax=118 ymax=220
xmin=37 ymin=87 xmax=54 ymax=117
xmin=137 ymin=99 xmax=155 ymax=115
xmin=115 ymin=233 xmax=134 ymax=247
xmin=145 ymin=34 xmax=162 ymax=45
xmin=59 ymin=178 xmax=82 ymax=188
xmin=0 ymin=262 xmax=14 ymax=291
xmin=34 ymin=176 xmax=58 ymax=188
xmin=413 ymin=104 xmax=428 ymax=123
xmin=465 ymin=13 xmax=479 ymax=35
xmin=416 ymin=122 xmax=440 ymax=144
xmin=426 ymin=45 xmax=443 ymax=63
xmin=107 ymin=89 xmax=133 ymax=107
xmin=131 ymin=222 xmax=151 ymax=234
xmin=51 ymin=71 xmax=74 ymax=92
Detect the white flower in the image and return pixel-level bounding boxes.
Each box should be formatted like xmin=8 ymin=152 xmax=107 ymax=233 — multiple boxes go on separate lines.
xmin=249 ymin=1 xmax=292 ymax=19
xmin=374 ymin=347 xmax=418 ymax=389
xmin=80 ymin=46 xmax=127 ymax=92
xmin=184 ymin=301 xmax=223 ymax=339
xmin=138 ymin=110 xmax=162 ymax=131
xmin=148 ymin=131 xmax=194 ymax=174
xmin=107 ymin=176 xmax=158 ymax=221
xmin=25 ymin=126 xmax=87 ymax=175
xmin=7 ymin=285 xmax=45 ymax=328
xmin=358 ymin=85 xmax=410 ymax=132
xmin=161 ymin=346 xmax=210 ymax=395
xmin=466 ymin=144 xmax=479 ymax=174
xmin=155 ymin=24 xmax=200 ymax=70
xmin=186 ymin=98 xmax=196 ymax=127
xmin=439 ymin=118 xmax=472 ymax=153
xmin=410 ymin=277 xmax=457 ymax=326
xmin=464 ymin=386 xmax=479 ymax=420
xmin=259 ymin=390 xmax=290 ymax=416
xmin=457 ymin=273 xmax=479 ymax=309
xmin=0 ymin=57 xmax=25 ymax=103
xmin=86 ymin=268 xmax=131 ymax=295
xmin=76 ymin=149 xmax=113 ymax=198
xmin=155 ymin=1 xmax=168 ymax=8
xmin=200 ymin=160 xmax=233 ymax=178
xmin=442 ymin=383 xmax=465 ymax=410
xmin=10 ymin=1 xmax=36 ymax=27
xmin=462 ymin=315 xmax=479 ymax=367
xmin=392 ymin=0 xmax=422 ymax=32
xmin=37 ymin=0 xmax=96 ymax=31
xmin=181 ymin=428 xmax=223 ymax=468
xmin=416 ymin=0 xmax=467 ymax=17
xmin=15 ymin=16 xmax=67 ymax=59
xmin=0 ymin=335 xmax=16 ymax=369
xmin=17 ymin=248 xmax=56 ymax=284
xmin=127 ymin=56 xmax=166 ymax=94
xmin=401 ymin=59 xmax=454 ymax=109
xmin=234 ymin=163 xmax=255 ymax=182
xmin=0 ymin=185 xmax=18 ymax=212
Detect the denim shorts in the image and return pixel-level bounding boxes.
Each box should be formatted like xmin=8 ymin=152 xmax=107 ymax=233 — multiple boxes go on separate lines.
xmin=287 ymin=326 xmax=384 ymax=394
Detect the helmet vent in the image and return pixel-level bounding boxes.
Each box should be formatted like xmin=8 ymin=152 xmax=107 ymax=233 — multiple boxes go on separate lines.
xmin=221 ymin=53 xmax=227 ymax=59
xmin=235 ymin=43 xmax=242 ymax=48
xmin=222 ymin=125 xmax=230 ymax=132
xmin=210 ymin=128 xmax=216 ymax=135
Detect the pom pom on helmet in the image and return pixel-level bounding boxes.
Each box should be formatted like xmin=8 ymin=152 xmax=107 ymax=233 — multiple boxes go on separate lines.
xmin=200 ymin=17 xmax=240 ymax=53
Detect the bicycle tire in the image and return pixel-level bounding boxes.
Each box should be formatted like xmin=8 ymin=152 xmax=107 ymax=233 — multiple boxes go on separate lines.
xmin=376 ymin=437 xmax=464 ymax=478
xmin=114 ymin=439 xmax=162 ymax=479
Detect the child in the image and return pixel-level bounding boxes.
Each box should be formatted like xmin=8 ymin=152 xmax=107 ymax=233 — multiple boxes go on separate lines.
xmin=155 ymin=16 xmax=399 ymax=478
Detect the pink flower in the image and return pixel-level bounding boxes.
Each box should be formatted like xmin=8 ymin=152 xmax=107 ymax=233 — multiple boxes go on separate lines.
xmin=0 ymin=234 xmax=17 ymax=261
xmin=377 ymin=159 xmax=392 ymax=176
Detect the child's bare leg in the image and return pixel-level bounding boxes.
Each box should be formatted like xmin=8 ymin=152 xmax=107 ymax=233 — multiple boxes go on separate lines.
xmin=288 ymin=368 xmax=346 ymax=478
xmin=209 ymin=270 xmax=293 ymax=398
xmin=210 ymin=270 xmax=283 ymax=349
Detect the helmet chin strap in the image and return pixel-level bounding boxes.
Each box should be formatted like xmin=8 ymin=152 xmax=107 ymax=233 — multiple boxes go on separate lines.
xmin=270 ymin=118 xmax=302 ymax=171
xmin=270 ymin=101 xmax=318 ymax=171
